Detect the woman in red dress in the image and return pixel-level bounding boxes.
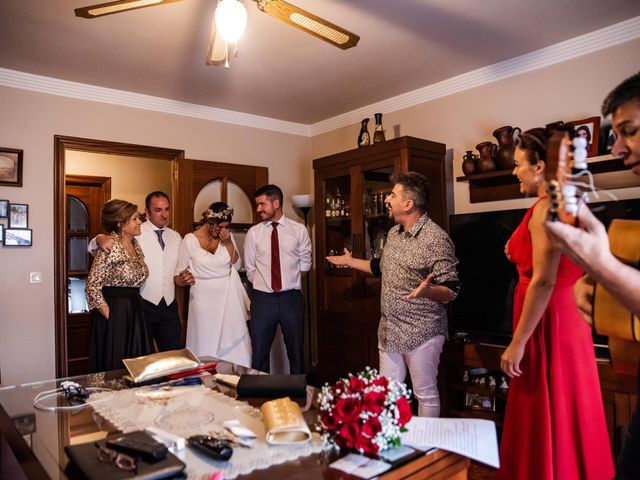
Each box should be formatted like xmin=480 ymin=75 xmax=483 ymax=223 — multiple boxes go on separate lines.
xmin=497 ymin=127 xmax=614 ymax=480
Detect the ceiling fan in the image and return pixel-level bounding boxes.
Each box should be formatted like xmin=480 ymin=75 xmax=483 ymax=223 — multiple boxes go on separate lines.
xmin=74 ymin=0 xmax=360 ymax=67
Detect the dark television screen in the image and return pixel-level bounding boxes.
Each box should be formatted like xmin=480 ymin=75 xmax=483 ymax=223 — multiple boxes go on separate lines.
xmin=449 ymin=208 xmax=525 ymax=342
xmin=449 ymin=197 xmax=640 ymax=344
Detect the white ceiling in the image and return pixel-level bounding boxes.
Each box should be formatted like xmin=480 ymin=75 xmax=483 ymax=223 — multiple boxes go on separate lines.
xmin=1 ymin=0 xmax=640 ymax=125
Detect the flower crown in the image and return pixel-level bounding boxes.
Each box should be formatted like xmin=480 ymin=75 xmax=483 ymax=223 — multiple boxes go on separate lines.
xmin=205 ymin=206 xmax=234 ymax=220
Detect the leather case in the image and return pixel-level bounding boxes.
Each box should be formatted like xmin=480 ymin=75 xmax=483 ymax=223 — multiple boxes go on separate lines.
xmin=64 ymin=435 xmax=186 ymax=480
xmin=236 ymin=374 xmax=307 ymax=399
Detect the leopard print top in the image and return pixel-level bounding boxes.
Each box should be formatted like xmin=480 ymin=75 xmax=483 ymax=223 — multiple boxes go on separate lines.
xmin=85 ymin=233 xmax=148 ymax=310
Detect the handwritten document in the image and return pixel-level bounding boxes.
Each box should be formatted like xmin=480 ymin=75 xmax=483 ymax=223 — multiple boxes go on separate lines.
xmin=400 ymin=417 xmax=500 ymax=469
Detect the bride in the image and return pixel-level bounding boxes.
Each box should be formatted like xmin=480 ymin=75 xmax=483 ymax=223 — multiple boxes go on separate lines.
xmin=175 ymin=202 xmax=251 ymax=367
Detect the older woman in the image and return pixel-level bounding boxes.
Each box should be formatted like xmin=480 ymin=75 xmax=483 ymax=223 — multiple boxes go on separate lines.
xmin=497 ymin=127 xmax=614 ymax=480
xmin=85 ymin=199 xmax=153 ymax=372
xmin=175 ymin=202 xmax=251 ymax=367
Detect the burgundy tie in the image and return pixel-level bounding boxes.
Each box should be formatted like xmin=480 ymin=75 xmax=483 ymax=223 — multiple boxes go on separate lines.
xmin=271 ymin=222 xmax=282 ymax=292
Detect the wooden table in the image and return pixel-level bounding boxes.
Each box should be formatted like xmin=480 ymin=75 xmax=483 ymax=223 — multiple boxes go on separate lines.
xmin=0 ymin=361 xmax=469 ymax=479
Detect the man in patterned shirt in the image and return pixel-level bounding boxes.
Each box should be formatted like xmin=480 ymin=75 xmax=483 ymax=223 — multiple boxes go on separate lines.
xmin=327 ymin=171 xmax=459 ymax=417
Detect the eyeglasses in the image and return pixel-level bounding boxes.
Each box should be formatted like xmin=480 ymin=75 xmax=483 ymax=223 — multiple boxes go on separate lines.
xmin=97 ymin=445 xmax=138 ymax=473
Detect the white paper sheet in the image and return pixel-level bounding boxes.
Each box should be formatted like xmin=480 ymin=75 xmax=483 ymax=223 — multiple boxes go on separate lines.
xmin=400 ymin=417 xmax=500 ymax=469
xmin=330 ymin=453 xmax=392 ymax=478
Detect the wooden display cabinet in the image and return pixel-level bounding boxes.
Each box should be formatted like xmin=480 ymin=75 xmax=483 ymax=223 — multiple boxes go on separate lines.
xmin=312 ymin=136 xmax=449 ymax=384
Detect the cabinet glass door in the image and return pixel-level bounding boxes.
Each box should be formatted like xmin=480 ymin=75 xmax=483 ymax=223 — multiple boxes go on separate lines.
xmin=323 ymin=175 xmax=351 ymax=267
xmin=362 ymin=166 xmax=394 ymax=260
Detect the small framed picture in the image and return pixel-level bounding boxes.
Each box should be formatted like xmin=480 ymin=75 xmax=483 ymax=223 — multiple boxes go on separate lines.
xmin=598 ymin=123 xmax=617 ymax=156
xmin=4 ymin=228 xmax=32 ymax=247
xmin=0 ymin=199 xmax=8 ymax=218
xmin=0 ymin=224 xmax=3 ymax=245
xmin=569 ymin=116 xmax=600 ymax=157
xmin=0 ymin=147 xmax=23 ymax=187
xmin=9 ymin=203 xmax=28 ymax=229
xmin=465 ymin=392 xmax=495 ymax=411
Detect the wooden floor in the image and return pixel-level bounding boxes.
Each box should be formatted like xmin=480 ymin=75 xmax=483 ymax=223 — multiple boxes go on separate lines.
xmin=469 ymin=461 xmax=497 ymax=480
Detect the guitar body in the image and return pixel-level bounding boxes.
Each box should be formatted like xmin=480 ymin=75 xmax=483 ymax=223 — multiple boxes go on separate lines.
xmin=593 ymin=219 xmax=640 ymax=374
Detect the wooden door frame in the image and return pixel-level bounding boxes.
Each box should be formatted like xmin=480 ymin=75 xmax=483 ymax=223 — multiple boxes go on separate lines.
xmin=54 ymin=136 xmax=186 ymax=378
xmin=190 ymin=159 xmax=268 ymax=227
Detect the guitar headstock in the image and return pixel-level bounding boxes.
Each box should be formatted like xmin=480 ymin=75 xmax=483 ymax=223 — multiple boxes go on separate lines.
xmin=545 ymin=129 xmax=588 ymax=225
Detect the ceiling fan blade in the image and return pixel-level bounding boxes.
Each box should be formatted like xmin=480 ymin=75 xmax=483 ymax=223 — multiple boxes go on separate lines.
xmin=256 ymin=0 xmax=359 ymax=50
xmin=74 ymin=0 xmax=184 ymax=19
xmin=206 ymin=21 xmax=227 ymax=66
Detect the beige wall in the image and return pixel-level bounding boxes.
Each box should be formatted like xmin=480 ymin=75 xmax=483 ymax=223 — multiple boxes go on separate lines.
xmin=0 ymin=87 xmax=310 ymax=384
xmin=311 ymin=39 xmax=640 ymax=213
xmin=66 ymin=152 xmax=174 ymax=212
xmin=2 ymin=39 xmax=640 ymax=384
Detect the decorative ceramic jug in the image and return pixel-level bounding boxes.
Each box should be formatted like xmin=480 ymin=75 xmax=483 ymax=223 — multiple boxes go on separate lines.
xmin=475 ymin=141 xmax=498 ymax=172
xmin=492 ymin=126 xmax=522 ymax=170
xmin=462 ymin=150 xmax=477 ymax=176
xmin=358 ymin=118 xmax=371 ymax=147
xmin=373 ymin=113 xmax=386 ymax=143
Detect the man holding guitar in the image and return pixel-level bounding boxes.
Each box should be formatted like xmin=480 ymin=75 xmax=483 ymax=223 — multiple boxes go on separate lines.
xmin=546 ymin=71 xmax=640 ymax=480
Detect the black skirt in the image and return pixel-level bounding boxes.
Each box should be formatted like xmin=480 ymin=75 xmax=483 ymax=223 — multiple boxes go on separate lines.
xmin=89 ymin=287 xmax=154 ymax=373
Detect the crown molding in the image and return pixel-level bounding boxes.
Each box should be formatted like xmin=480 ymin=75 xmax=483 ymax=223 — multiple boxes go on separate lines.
xmin=1 ymin=16 xmax=638 ymax=138
xmin=0 ymin=67 xmax=311 ymax=136
xmin=309 ymin=16 xmax=640 ymax=136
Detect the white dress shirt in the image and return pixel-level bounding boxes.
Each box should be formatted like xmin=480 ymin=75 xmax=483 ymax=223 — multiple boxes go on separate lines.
xmin=244 ymin=215 xmax=312 ymax=293
xmin=137 ymin=221 xmax=182 ymax=305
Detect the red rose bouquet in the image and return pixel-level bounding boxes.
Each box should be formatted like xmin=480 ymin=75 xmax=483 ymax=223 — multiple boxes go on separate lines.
xmin=316 ymin=367 xmax=412 ymax=455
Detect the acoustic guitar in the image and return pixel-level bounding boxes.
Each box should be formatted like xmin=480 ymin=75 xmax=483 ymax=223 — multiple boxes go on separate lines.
xmin=592 ymin=220 xmax=640 ymax=374
xmin=546 ymin=129 xmax=640 ymax=374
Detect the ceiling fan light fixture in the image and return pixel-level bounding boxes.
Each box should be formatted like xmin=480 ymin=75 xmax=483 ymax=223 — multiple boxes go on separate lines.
xmin=215 ymin=0 xmax=248 ymax=43
xmin=75 ymin=0 xmax=180 ymax=18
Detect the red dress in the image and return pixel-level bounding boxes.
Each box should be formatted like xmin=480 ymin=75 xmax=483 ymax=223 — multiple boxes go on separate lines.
xmin=497 ymin=200 xmax=615 ymax=480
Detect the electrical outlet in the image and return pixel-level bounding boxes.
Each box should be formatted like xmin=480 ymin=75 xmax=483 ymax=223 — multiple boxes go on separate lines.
xmin=29 ymin=272 xmax=42 ymax=284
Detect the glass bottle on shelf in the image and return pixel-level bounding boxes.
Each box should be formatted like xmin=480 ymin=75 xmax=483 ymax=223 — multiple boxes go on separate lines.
xmin=373 ymin=113 xmax=386 ymax=143
xmin=377 ymin=192 xmax=385 ymax=214
xmin=334 ymin=188 xmax=342 ymax=217
xmin=325 ymin=197 xmax=332 ymax=217
xmin=358 ymin=118 xmax=371 ymax=147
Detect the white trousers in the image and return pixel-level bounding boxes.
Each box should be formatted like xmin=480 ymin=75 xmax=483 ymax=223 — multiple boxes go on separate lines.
xmin=379 ymin=335 xmax=446 ymax=417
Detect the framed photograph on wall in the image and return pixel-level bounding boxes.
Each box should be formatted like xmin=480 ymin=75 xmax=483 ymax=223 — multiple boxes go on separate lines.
xmin=0 ymin=199 xmax=8 ymax=218
xmin=4 ymin=228 xmax=32 ymax=247
xmin=9 ymin=203 xmax=28 ymax=229
xmin=0 ymin=147 xmax=23 ymax=187
xmin=569 ymin=116 xmax=600 ymax=157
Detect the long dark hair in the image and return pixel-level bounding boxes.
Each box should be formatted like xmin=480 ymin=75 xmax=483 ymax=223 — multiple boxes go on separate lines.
xmin=516 ymin=123 xmax=574 ymax=166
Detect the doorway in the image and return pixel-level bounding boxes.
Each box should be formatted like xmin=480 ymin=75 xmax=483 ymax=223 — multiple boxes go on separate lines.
xmin=65 ymin=175 xmax=110 ymax=375
xmin=54 ymin=136 xmax=186 ymax=378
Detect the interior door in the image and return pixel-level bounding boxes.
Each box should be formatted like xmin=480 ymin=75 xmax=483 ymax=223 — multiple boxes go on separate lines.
xmin=65 ymin=175 xmax=110 ymax=376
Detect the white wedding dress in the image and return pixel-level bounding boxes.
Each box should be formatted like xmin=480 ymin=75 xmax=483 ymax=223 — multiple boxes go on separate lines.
xmin=176 ymin=233 xmax=252 ymax=367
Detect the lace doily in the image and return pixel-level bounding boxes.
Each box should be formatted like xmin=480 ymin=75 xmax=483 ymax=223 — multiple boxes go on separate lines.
xmin=90 ymin=386 xmax=325 ymax=479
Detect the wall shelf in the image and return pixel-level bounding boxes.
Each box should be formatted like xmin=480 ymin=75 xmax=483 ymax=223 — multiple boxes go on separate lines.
xmin=456 ymin=154 xmax=626 ymax=203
